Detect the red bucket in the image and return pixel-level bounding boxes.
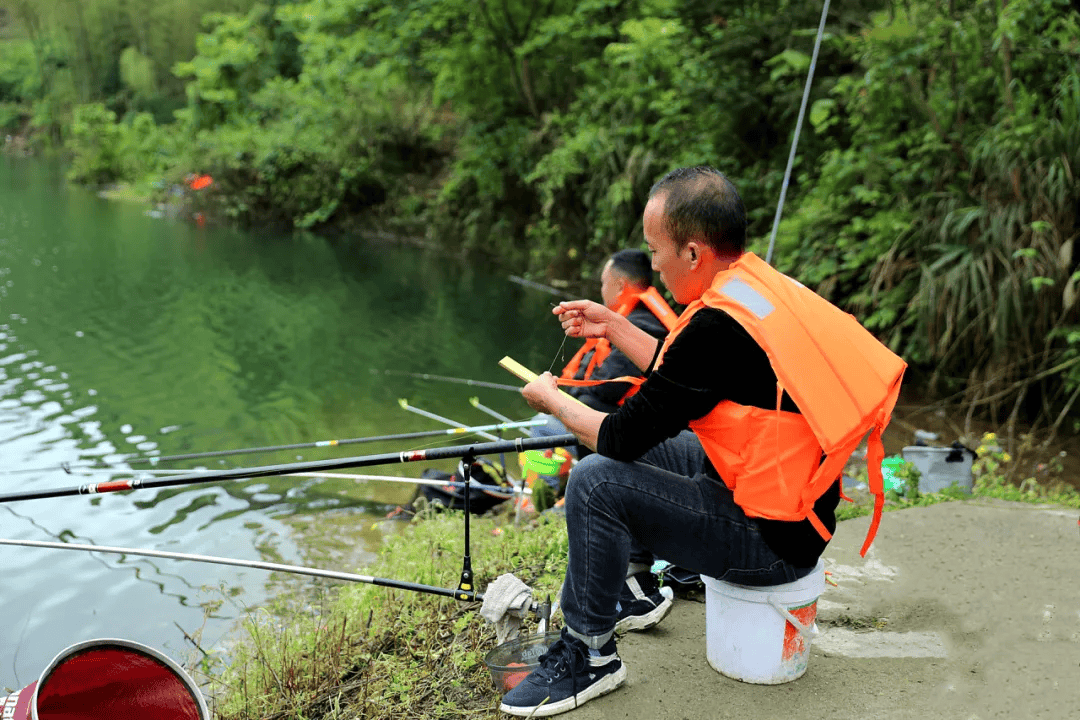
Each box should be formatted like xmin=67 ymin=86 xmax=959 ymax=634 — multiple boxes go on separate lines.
xmin=0 ymin=639 xmax=209 ymax=720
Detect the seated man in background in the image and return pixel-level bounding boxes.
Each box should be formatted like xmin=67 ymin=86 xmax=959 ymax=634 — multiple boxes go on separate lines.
xmin=557 ymin=248 xmax=679 ymax=416
xmin=530 ymin=248 xmax=678 ymax=472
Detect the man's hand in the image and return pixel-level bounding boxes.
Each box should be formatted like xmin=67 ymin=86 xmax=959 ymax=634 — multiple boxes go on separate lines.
xmin=522 ymin=371 xmax=560 ymax=414
xmin=554 ymin=300 xmax=619 ymax=340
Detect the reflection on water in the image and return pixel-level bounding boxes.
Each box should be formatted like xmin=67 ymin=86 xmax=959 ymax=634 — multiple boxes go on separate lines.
xmin=0 ymin=157 xmax=561 ymax=687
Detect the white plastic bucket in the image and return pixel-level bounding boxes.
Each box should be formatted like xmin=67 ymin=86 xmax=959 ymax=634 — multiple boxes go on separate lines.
xmin=900 ymin=445 xmax=974 ymax=494
xmin=703 ymin=559 xmax=825 ymax=684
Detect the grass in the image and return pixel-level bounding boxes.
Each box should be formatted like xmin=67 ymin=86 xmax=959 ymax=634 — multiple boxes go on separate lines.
xmin=207 ymin=503 xmax=567 ymax=720
xmin=205 ymin=431 xmax=1080 ymax=719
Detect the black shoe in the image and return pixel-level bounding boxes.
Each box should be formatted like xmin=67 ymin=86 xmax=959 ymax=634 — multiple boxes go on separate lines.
xmin=615 ymin=571 xmax=673 ymax=632
xmin=499 ymin=630 xmax=626 ymax=717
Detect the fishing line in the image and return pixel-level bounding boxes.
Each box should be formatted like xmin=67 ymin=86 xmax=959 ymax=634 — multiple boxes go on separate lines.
xmin=546 ymin=303 xmax=571 ymax=374
xmin=547 ymin=333 xmax=569 ymax=375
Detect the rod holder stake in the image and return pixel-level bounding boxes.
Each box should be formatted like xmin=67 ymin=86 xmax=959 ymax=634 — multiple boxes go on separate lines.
xmin=456 ymin=449 xmax=476 ymax=599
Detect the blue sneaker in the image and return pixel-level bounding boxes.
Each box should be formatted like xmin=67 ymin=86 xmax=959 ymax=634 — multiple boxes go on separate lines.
xmin=499 ymin=630 xmax=626 ymax=717
xmin=615 ymin=570 xmax=673 ymax=632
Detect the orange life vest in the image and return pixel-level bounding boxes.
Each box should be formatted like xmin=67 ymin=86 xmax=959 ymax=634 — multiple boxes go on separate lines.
xmin=559 ymin=285 xmax=678 ymax=403
xmin=655 ymin=252 xmax=906 ymax=557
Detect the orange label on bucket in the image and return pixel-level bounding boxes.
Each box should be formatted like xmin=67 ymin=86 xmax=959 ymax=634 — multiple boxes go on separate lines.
xmin=782 ymin=602 xmax=817 ymax=661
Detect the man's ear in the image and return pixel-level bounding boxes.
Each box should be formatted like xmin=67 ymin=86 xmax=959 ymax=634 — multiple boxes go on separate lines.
xmin=685 ymin=242 xmax=700 ymax=266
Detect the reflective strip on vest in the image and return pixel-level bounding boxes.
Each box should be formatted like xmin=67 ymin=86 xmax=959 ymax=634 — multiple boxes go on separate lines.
xmin=720 ymin=278 xmax=774 ymax=320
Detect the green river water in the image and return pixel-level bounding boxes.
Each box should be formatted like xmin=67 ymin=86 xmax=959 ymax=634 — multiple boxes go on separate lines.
xmin=0 ymin=156 xmax=568 ymax=689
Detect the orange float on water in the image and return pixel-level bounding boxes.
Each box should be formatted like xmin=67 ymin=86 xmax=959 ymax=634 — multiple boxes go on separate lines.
xmin=187 ymin=174 xmax=213 ymax=191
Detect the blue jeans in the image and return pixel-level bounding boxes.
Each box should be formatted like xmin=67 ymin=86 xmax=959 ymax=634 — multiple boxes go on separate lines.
xmin=561 ymin=430 xmax=812 ymax=649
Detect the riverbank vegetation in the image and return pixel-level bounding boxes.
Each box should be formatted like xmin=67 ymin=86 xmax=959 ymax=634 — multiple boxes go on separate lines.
xmin=3 ymin=0 xmax=1078 ymax=442
xmin=207 ymin=505 xmax=569 ymax=719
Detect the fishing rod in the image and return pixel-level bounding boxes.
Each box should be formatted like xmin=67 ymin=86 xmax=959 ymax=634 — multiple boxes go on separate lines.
xmin=300 ymin=471 xmax=532 ymax=496
xmin=0 ymin=538 xmax=541 ymax=609
xmin=131 ymin=419 xmax=544 ymax=465
xmin=508 ymin=275 xmax=569 ymax=299
xmin=371 ymin=369 xmax=521 ymax=393
xmin=396 ymin=399 xmax=529 ymax=522
xmin=469 ymin=396 xmax=515 ymax=425
xmin=0 ymin=435 xmax=576 ymax=505
xmin=52 ymin=467 xmax=535 ymax=496
xmin=462 ymin=400 xmax=523 ymax=513
xmin=398 ymin=399 xmax=499 ymax=441
xmin=5 ymin=419 xmax=546 ymax=475
xmin=765 ymin=0 xmax=831 ymax=265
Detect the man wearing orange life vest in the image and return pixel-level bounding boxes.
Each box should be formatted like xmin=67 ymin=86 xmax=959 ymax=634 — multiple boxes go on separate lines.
xmin=560 ymin=249 xmax=677 ymax=414
xmin=502 ymin=166 xmax=905 ymax=717
xmin=530 ymin=249 xmax=677 ymax=473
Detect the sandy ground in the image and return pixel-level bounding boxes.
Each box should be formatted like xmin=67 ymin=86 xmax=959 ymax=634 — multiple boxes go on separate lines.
xmin=557 ymin=498 xmax=1080 ymax=720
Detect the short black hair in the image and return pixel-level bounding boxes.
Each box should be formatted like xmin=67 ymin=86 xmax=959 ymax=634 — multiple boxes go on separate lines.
xmin=648 ymin=166 xmax=746 ymax=255
xmin=607 ymin=248 xmax=653 ymax=288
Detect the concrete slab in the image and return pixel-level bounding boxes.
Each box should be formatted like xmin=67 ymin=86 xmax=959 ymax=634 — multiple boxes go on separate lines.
xmin=552 ymin=499 xmax=1080 ymax=720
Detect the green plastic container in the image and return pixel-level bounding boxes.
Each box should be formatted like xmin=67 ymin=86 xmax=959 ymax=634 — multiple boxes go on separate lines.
xmin=880 ymin=456 xmax=906 ymax=493
xmin=520 ymin=450 xmax=565 ymax=475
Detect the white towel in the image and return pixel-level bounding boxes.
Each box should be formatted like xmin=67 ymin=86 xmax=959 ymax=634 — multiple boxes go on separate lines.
xmin=480 ymin=573 xmax=533 ymax=644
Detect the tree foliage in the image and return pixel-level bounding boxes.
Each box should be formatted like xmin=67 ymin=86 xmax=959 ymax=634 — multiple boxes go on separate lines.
xmin=770 ymin=0 xmax=1080 ymax=442
xmin=4 ymin=0 xmax=1080 ymax=433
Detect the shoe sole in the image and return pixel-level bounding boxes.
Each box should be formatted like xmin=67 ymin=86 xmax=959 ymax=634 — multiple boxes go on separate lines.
xmin=614 ymin=596 xmax=673 ymax=633
xmin=499 ymin=664 xmax=628 ymax=717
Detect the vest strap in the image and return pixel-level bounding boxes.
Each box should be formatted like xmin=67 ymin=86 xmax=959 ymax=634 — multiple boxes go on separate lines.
xmin=807 ymin=509 xmax=832 ymax=542
xmin=582 ymin=339 xmax=613 ymax=380
xmin=774 ymin=382 xmax=790 ymax=497
xmin=559 ymin=338 xmax=599 ymax=380
xmin=556 ymin=375 xmax=645 ymax=388
xmin=859 ymin=424 xmax=887 ymax=557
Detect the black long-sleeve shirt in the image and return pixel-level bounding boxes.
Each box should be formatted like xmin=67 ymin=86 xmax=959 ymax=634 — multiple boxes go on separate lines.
xmin=596 ymin=307 xmax=839 ymax=569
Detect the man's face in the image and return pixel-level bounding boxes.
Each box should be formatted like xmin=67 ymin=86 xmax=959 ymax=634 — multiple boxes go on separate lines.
xmin=599 ymin=260 xmax=621 ymax=309
xmin=643 ymin=195 xmax=694 ymax=305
